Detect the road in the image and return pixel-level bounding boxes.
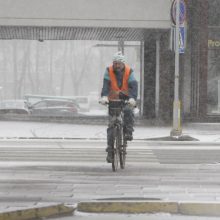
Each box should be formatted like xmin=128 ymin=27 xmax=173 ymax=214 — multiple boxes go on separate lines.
xmin=0 ymin=139 xmax=220 ymax=215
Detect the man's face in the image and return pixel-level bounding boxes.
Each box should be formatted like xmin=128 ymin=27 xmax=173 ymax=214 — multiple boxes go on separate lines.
xmin=113 ymin=61 xmax=125 ymax=73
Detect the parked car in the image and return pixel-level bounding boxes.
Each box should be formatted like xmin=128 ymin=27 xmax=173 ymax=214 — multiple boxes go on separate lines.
xmin=28 ymin=99 xmax=80 ymax=117
xmin=73 ymin=96 xmax=90 ymax=112
xmin=0 ymin=100 xmax=30 ymax=114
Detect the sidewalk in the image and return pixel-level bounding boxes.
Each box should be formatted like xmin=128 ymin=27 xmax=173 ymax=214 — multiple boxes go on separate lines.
xmin=0 ymin=120 xmax=220 ymax=142
xmin=0 ymin=121 xmax=220 ymax=220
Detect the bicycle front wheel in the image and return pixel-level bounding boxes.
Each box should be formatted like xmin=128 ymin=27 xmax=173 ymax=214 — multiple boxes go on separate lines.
xmin=112 ymin=127 xmax=119 ymax=172
xmin=120 ymin=130 xmax=126 ymax=169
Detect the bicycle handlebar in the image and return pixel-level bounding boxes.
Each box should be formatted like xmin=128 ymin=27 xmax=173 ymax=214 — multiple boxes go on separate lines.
xmin=99 ymin=99 xmax=127 ymax=105
xmin=99 ymin=99 xmax=137 ymax=108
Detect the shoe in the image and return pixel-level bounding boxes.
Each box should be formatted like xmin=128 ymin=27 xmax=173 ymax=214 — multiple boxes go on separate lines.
xmin=124 ymin=126 xmax=133 ymax=141
xmin=105 ymin=146 xmax=111 ymax=152
xmin=106 ymin=146 xmax=113 ymax=163
xmin=106 ymin=152 xmax=113 ymax=163
xmin=125 ymin=133 xmax=133 ymax=141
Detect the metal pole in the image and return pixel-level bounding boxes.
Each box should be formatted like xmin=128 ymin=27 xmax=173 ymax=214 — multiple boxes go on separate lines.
xmin=118 ymin=40 xmax=124 ymax=54
xmin=140 ymin=41 xmax=145 ymax=116
xmin=155 ymin=38 xmax=160 ymax=118
xmin=170 ymin=0 xmax=182 ymax=136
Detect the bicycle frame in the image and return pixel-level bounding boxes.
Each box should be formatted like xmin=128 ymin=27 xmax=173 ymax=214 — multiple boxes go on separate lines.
xmin=108 ymin=100 xmax=127 ymax=171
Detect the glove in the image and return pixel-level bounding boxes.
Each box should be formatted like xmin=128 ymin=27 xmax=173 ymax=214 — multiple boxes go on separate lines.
xmin=128 ymin=98 xmax=136 ymax=107
xmin=99 ymin=96 xmax=109 ymax=105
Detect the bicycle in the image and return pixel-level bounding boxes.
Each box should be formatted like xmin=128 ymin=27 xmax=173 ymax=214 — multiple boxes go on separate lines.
xmin=107 ymin=99 xmax=128 ymax=172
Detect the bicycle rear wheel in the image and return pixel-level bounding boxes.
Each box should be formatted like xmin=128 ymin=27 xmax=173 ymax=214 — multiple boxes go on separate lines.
xmin=112 ymin=127 xmax=119 ymax=172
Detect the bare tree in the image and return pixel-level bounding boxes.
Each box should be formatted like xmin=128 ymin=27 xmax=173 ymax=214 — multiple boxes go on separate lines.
xmin=1 ymin=41 xmax=8 ymax=99
xmin=17 ymin=41 xmax=31 ymax=97
xmin=27 ymin=42 xmax=37 ymax=94
xmin=60 ymin=41 xmax=68 ymax=96
xmin=69 ymin=42 xmax=92 ymax=96
xmin=12 ymin=41 xmax=18 ymax=99
xmin=49 ymin=41 xmax=54 ymax=95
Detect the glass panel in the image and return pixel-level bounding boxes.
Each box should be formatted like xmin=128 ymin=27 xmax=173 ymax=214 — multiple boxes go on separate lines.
xmin=207 ymin=0 xmax=220 ymax=114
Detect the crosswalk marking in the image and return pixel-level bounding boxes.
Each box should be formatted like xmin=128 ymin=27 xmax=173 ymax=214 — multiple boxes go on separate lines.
xmin=0 ymin=146 xmax=159 ymax=164
xmin=0 ymin=140 xmax=220 ymax=165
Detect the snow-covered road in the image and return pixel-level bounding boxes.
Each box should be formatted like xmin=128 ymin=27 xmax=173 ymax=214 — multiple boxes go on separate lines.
xmin=0 ymin=120 xmax=220 ymax=142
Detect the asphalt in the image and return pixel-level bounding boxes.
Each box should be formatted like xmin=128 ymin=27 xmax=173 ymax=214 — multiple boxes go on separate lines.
xmin=0 ymin=121 xmax=220 ymax=219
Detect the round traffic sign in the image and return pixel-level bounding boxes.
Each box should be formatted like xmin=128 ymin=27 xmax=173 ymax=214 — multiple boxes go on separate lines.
xmin=171 ymin=0 xmax=186 ymax=25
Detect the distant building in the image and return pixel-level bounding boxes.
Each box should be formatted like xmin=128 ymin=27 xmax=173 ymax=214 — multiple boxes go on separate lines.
xmin=0 ymin=0 xmax=217 ymax=122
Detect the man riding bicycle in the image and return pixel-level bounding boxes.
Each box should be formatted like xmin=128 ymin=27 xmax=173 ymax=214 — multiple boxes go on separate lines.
xmin=100 ymin=51 xmax=138 ymax=163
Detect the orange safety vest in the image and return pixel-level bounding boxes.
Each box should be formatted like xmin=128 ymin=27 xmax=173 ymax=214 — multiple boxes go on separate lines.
xmin=108 ymin=64 xmax=131 ymax=100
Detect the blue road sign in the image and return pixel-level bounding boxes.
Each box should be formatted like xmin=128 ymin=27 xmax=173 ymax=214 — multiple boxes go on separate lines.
xmin=171 ymin=0 xmax=186 ymax=25
xmin=172 ymin=26 xmax=186 ymax=53
xmin=179 ymin=26 xmax=185 ymax=53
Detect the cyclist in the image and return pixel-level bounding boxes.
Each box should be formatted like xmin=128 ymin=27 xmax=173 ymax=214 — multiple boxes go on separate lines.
xmin=100 ymin=51 xmax=138 ymax=163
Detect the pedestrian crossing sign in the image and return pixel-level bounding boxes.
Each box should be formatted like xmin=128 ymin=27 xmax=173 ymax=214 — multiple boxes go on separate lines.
xmin=179 ymin=26 xmax=185 ymax=54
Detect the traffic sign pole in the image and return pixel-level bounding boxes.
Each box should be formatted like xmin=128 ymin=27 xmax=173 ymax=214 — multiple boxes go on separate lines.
xmin=171 ymin=0 xmax=182 ymax=137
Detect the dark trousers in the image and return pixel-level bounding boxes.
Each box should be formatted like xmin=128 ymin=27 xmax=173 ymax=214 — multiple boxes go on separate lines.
xmin=107 ymin=105 xmax=134 ymax=147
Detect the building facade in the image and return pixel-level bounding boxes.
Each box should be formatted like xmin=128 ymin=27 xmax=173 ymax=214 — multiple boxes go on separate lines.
xmin=143 ymin=0 xmax=218 ymax=123
xmin=0 ymin=0 xmax=217 ymax=122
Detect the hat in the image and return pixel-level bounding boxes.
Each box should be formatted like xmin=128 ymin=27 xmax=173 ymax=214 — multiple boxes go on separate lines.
xmin=113 ymin=51 xmax=125 ymax=64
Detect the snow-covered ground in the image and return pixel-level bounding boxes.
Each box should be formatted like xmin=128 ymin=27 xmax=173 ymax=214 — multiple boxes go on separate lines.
xmin=0 ymin=120 xmax=220 ymax=142
xmin=79 ymin=109 xmax=108 ymax=116
xmin=0 ymin=121 xmax=167 ymax=139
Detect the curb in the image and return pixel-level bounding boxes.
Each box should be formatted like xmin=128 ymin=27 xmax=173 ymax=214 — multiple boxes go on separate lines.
xmin=2 ymin=201 xmax=220 ymax=218
xmin=77 ymin=201 xmax=220 ymax=217
xmin=144 ymin=135 xmax=199 ymax=141
xmin=0 ymin=136 xmax=199 ymax=141
xmin=0 ymin=204 xmax=75 ymax=220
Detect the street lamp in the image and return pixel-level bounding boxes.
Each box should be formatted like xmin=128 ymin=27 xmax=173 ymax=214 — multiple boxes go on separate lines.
xmin=170 ymin=0 xmax=182 ymax=137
